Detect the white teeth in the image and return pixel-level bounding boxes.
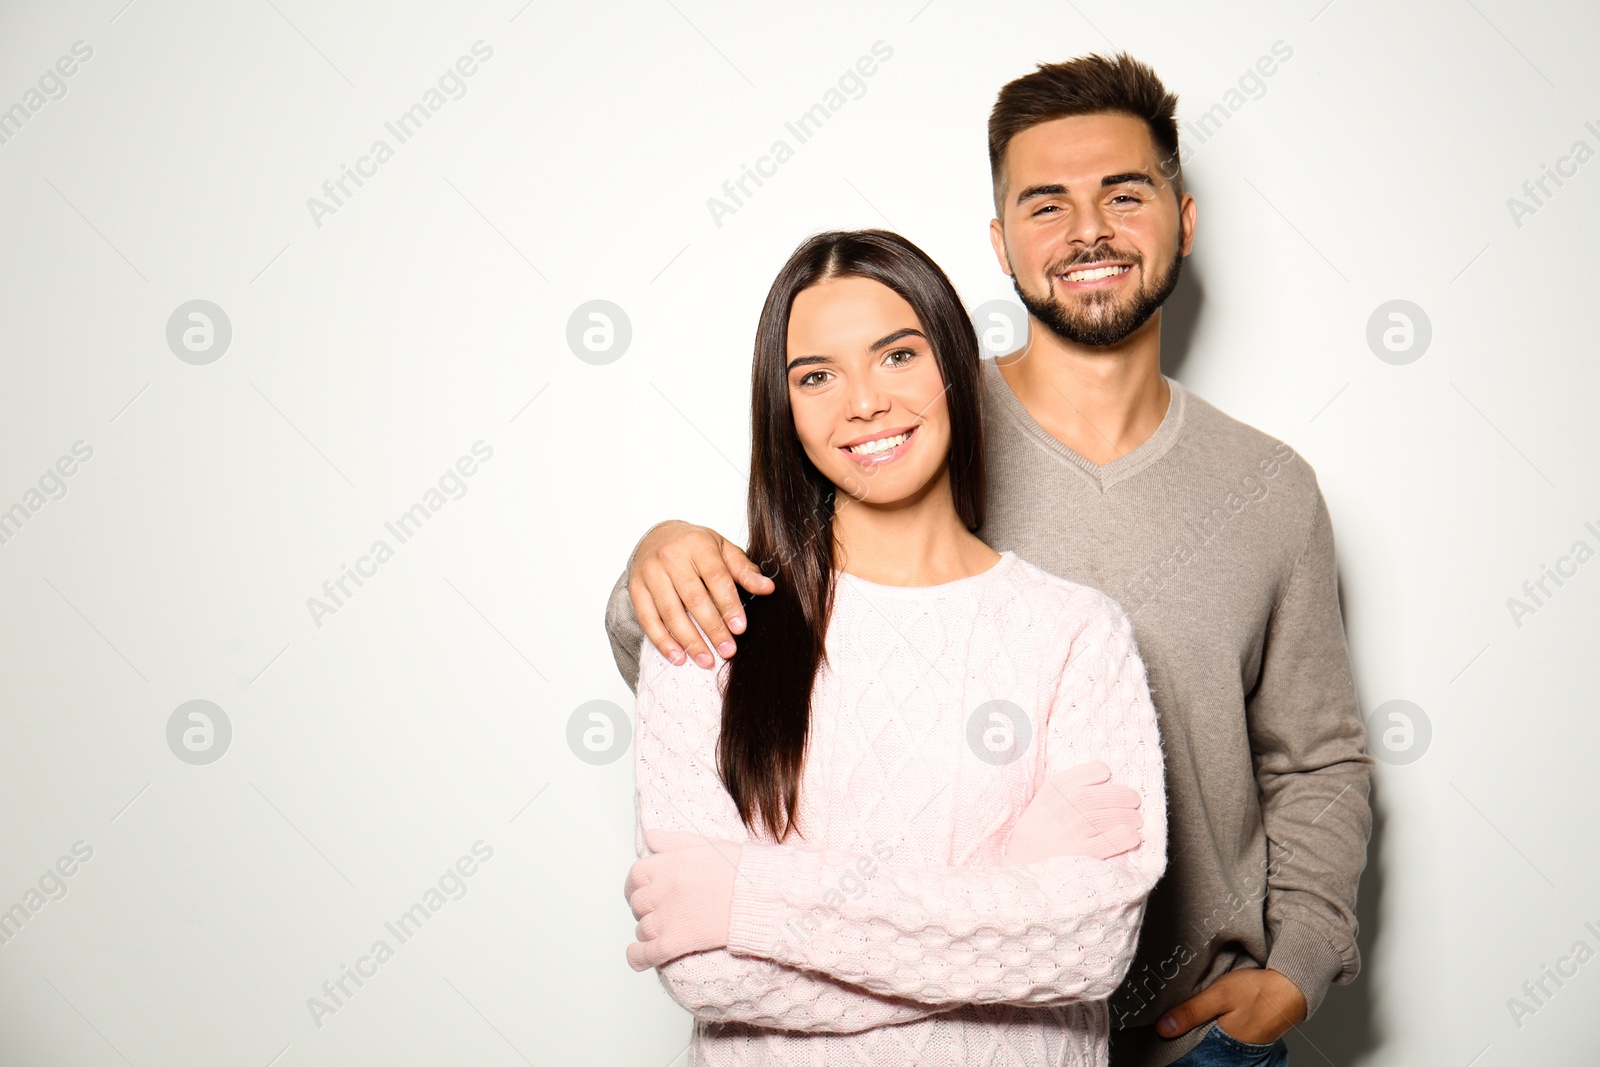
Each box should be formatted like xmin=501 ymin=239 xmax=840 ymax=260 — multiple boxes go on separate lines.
xmin=1064 ymin=264 xmax=1130 ymax=282
xmin=847 ymin=431 xmax=909 ymax=455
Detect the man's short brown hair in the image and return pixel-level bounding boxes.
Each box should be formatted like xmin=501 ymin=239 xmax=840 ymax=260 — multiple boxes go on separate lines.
xmin=988 ymin=52 xmax=1183 ymax=217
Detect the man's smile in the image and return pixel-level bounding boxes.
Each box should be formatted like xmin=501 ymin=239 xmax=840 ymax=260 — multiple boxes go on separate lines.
xmin=1056 ymin=262 xmax=1135 ymax=289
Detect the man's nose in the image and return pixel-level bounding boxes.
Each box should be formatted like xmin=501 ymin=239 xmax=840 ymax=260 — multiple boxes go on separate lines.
xmin=1065 ymin=200 xmax=1115 ymax=247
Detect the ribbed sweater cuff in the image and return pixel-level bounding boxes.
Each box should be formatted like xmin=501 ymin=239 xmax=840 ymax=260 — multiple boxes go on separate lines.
xmin=1266 ymin=920 xmax=1346 ymax=1019
xmin=726 ymin=843 xmax=819 ymax=962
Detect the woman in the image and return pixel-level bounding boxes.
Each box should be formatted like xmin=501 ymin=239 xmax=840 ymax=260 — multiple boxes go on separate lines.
xmin=623 ymin=229 xmax=1166 ymax=1065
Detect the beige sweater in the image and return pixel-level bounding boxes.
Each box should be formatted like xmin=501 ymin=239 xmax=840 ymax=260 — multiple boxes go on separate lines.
xmin=604 ymin=359 xmax=1372 ymax=1067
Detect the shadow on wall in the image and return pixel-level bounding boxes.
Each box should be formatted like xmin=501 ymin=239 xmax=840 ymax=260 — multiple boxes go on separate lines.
xmin=1159 ymin=254 xmax=1202 ymax=383
xmin=1285 ymin=571 xmax=1386 ymax=1065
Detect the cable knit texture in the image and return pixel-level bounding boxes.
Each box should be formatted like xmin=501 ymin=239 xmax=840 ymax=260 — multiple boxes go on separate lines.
xmin=632 ymin=550 xmax=1167 ymax=1065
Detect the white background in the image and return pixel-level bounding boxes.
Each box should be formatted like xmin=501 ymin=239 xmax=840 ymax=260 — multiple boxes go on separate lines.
xmin=0 ymin=0 xmax=1596 ymax=1064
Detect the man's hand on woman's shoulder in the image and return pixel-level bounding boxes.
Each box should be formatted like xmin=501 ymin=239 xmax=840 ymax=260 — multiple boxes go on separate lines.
xmin=628 ymin=520 xmax=776 ymax=670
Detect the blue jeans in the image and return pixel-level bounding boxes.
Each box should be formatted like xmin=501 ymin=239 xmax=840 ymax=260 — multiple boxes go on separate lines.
xmin=1167 ymin=1021 xmax=1289 ymax=1066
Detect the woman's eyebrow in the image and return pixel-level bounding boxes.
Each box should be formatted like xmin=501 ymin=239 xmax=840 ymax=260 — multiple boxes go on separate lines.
xmin=788 ymin=328 xmax=926 ymax=369
xmin=868 ymin=327 xmax=926 ymax=351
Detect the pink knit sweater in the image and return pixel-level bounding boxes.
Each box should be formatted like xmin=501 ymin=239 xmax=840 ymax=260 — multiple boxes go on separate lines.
xmin=632 ymin=549 xmax=1167 ymax=1066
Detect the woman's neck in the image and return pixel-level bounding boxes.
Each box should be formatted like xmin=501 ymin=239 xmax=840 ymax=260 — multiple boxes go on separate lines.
xmin=829 ymin=476 xmax=999 ymax=587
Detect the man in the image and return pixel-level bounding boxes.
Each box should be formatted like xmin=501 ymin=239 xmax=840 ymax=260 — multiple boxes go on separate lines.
xmin=604 ymin=53 xmax=1371 ymax=1067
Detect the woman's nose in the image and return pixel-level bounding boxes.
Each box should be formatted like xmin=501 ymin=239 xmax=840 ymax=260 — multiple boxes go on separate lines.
xmin=846 ymin=377 xmax=890 ymax=418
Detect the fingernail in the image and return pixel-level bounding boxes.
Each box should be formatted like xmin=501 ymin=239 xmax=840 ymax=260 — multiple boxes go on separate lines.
xmin=1156 ymin=1015 xmax=1176 ymax=1036
xmin=694 ymin=652 xmax=713 ymax=668
xmin=716 ymin=641 xmax=736 ymax=658
xmin=667 ymin=647 xmax=685 ymax=665
xmin=729 ymin=615 xmax=746 ymax=633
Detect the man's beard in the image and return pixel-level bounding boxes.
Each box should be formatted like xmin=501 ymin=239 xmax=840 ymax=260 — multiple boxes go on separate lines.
xmin=1011 ymin=237 xmax=1184 ymax=348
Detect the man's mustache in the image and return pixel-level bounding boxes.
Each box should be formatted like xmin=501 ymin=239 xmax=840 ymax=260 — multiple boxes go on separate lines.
xmin=1046 ymin=250 xmax=1142 ymax=275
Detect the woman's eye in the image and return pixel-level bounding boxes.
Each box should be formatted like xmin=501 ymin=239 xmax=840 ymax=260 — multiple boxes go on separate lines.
xmin=798 ymin=370 xmax=830 ymax=388
xmin=885 ymin=348 xmax=917 ymax=367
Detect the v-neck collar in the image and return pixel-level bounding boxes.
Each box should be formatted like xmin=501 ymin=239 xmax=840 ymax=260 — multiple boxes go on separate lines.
xmin=981 ymin=357 xmax=1187 ymax=493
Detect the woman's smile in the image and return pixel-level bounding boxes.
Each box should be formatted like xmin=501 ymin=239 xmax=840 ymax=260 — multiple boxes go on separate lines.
xmin=838 ymin=424 xmax=918 ymax=468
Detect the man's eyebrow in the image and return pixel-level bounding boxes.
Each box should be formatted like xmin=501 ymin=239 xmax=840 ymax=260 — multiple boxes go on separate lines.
xmin=1101 ymin=171 xmax=1155 ymax=188
xmin=1015 ymin=173 xmax=1156 ymax=205
xmin=1015 ymin=183 xmax=1066 ymax=206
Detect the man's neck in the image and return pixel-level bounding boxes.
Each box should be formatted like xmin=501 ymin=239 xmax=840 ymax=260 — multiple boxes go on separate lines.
xmin=994 ymin=312 xmax=1170 ymax=467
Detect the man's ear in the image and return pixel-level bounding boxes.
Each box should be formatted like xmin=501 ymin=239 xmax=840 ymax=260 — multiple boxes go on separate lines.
xmin=1178 ymin=193 xmax=1197 ymax=257
xmin=989 ymin=217 xmax=1013 ymax=277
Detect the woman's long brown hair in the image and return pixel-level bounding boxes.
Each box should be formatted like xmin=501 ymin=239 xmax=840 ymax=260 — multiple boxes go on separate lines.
xmin=719 ymin=230 xmax=986 ymax=842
